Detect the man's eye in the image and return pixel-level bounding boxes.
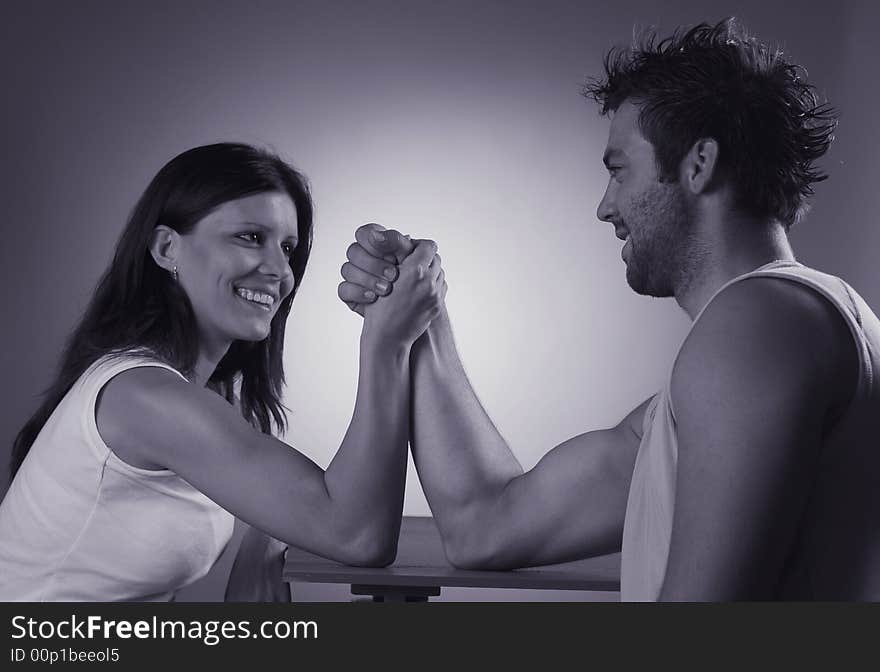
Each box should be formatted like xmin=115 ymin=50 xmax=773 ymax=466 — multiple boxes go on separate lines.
xmin=608 ymin=166 xmax=625 ymax=181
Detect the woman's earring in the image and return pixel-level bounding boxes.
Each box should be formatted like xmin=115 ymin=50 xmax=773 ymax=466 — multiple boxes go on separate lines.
xmin=172 ymin=265 xmax=179 ymax=282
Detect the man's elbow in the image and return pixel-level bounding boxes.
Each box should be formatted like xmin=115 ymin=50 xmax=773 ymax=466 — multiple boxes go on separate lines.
xmin=444 ymin=542 xmax=489 ymax=570
xmin=442 ymin=526 xmax=514 ymax=571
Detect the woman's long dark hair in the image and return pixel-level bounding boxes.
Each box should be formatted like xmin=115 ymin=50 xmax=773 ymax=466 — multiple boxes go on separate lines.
xmin=10 ymin=143 xmax=314 ymax=478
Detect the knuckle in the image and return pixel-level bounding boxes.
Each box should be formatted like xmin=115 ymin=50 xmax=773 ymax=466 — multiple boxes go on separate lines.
xmin=346 ymin=242 xmax=360 ymax=260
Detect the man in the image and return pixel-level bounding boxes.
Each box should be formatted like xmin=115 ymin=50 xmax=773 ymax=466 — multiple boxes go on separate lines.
xmin=337 ymin=19 xmax=880 ymax=600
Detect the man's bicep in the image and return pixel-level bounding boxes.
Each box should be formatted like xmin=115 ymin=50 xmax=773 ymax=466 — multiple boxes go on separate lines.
xmin=487 ymin=399 xmax=650 ymax=567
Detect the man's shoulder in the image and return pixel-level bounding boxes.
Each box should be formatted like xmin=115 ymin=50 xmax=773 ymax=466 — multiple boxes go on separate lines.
xmin=673 ymin=275 xmax=856 ymax=413
xmin=695 ymin=274 xmax=851 ymax=350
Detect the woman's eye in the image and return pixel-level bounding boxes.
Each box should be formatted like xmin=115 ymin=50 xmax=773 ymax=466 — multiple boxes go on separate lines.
xmin=281 ymin=243 xmax=295 ymax=257
xmin=238 ymin=233 xmax=261 ymax=243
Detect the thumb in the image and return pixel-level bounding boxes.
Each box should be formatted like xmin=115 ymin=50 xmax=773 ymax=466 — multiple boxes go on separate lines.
xmin=356 ymin=224 xmax=415 ymax=263
xmin=400 ymin=239 xmax=437 ymax=273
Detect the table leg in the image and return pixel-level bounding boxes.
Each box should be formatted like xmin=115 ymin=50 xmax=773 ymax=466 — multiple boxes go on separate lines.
xmin=351 ymin=584 xmax=441 ymax=602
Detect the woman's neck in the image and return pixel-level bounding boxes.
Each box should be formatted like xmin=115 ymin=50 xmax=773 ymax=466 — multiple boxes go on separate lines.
xmin=192 ymin=340 xmax=230 ymax=387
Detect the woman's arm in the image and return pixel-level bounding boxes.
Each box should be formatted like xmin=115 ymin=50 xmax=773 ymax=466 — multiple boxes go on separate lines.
xmin=96 ymin=240 xmax=444 ymax=567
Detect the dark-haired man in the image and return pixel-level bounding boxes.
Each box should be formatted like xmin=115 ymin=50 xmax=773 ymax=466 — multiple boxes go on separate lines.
xmin=338 ymin=20 xmax=880 ymax=600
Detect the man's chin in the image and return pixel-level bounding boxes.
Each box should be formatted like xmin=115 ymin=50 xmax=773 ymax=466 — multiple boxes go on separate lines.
xmin=625 ymin=265 xmax=673 ymax=298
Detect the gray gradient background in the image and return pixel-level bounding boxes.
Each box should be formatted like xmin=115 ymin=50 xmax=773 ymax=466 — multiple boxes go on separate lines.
xmin=2 ymin=0 xmax=878 ymax=601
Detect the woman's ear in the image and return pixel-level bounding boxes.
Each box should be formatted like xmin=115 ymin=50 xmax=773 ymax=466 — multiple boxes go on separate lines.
xmin=148 ymin=225 xmax=180 ymax=273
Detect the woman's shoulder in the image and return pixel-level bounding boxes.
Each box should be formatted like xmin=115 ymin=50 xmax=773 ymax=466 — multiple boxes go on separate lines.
xmin=88 ymin=348 xmax=188 ymax=381
xmin=92 ymin=350 xmax=195 ymax=470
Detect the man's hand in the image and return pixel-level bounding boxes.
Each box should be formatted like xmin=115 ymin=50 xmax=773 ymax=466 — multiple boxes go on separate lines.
xmin=338 ymin=223 xmax=417 ymax=316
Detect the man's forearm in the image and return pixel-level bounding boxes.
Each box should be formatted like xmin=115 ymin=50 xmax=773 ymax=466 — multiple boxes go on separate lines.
xmin=410 ymin=308 xmax=523 ymax=548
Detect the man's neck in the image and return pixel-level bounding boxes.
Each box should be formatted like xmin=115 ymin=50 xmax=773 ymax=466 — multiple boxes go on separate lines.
xmin=675 ymin=214 xmax=796 ymax=320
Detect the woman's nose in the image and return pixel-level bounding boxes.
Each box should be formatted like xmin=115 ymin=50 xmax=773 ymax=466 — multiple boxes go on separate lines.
xmin=258 ymin=247 xmax=293 ymax=286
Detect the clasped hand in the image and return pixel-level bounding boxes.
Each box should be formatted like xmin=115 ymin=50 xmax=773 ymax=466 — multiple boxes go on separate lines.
xmin=338 ymin=223 xmax=446 ymax=344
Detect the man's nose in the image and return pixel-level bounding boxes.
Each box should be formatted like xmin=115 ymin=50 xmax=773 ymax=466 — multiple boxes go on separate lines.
xmin=596 ymin=186 xmax=617 ymax=223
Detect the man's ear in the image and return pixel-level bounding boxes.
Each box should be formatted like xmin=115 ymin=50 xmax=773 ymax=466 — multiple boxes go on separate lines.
xmin=148 ymin=225 xmax=180 ymax=272
xmin=680 ymin=138 xmax=720 ymax=195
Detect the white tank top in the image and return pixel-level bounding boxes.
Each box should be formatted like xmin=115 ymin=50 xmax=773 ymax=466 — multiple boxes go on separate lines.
xmin=0 ymin=352 xmax=235 ymax=601
xmin=621 ymin=261 xmax=880 ymax=600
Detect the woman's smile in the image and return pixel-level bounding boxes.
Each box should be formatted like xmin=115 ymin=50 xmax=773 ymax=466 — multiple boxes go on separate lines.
xmin=233 ymin=286 xmax=277 ymax=311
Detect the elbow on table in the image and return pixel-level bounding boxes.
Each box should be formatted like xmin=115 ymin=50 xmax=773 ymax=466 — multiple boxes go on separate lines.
xmin=442 ymin=526 xmax=515 ymax=571
xmin=444 ymin=544 xmax=486 ymax=571
xmin=336 ymin=525 xmax=399 ymax=568
xmin=346 ymin=543 xmax=397 ymax=568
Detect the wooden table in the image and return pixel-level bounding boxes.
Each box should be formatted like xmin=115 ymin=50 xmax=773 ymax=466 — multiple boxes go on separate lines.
xmin=283 ymin=516 xmax=621 ymax=601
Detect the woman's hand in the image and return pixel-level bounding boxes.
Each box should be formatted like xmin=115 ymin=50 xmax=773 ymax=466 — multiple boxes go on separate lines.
xmin=359 ymin=237 xmax=446 ymax=348
xmin=338 ymin=223 xmax=417 ymax=316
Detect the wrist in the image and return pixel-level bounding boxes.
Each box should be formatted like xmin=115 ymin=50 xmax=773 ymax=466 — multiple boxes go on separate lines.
xmin=359 ymin=329 xmax=412 ymax=363
xmin=415 ymin=308 xmax=454 ymax=355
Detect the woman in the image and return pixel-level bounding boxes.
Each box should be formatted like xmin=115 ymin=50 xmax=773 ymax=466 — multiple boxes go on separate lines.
xmin=0 ymin=143 xmax=445 ymax=601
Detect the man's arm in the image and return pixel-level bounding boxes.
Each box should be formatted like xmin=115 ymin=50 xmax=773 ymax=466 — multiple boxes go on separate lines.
xmin=410 ymin=310 xmax=650 ymax=568
xmin=338 ymin=224 xmax=649 ymax=568
xmin=661 ymin=277 xmax=854 ymax=600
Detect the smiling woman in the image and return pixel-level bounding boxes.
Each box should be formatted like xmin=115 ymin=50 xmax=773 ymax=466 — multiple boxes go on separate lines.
xmin=0 ymin=143 xmax=446 ymax=602
xmin=152 ymin=191 xmax=302 ymax=369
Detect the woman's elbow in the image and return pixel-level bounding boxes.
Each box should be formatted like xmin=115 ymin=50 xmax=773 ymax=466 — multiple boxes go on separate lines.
xmin=347 ymin=540 xmax=397 ymax=568
xmin=337 ymin=527 xmax=399 ymax=567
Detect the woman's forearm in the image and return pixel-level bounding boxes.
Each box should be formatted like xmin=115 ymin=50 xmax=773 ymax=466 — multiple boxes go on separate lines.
xmin=321 ymin=330 xmax=411 ymax=565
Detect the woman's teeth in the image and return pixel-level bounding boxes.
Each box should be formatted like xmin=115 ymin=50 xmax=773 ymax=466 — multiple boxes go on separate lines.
xmin=235 ymin=287 xmax=275 ymax=308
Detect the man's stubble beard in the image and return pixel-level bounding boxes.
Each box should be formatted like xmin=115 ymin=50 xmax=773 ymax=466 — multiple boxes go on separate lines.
xmin=624 ymin=181 xmax=702 ymax=299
